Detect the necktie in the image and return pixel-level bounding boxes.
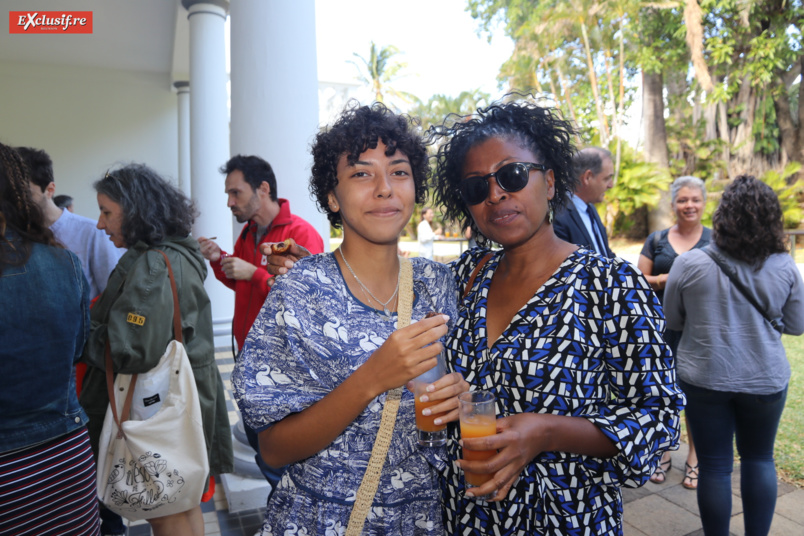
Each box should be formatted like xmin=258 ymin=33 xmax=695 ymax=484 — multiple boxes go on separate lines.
xmin=586 ymin=203 xmax=607 ymax=256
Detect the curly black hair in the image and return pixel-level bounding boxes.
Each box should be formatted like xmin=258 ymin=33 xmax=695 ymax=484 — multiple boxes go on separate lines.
xmin=430 ymin=96 xmax=578 ymax=243
xmin=94 ymin=164 xmax=198 ymax=247
xmin=310 ymin=102 xmax=429 ymax=229
xmin=0 ymin=143 xmax=59 ymax=272
xmin=712 ymin=174 xmax=787 ymax=267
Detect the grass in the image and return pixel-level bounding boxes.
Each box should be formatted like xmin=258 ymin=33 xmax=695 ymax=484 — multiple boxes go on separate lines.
xmin=778 ymin=334 xmax=804 ymax=486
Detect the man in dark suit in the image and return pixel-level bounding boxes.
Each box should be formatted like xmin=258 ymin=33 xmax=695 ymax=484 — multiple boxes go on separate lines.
xmin=553 ymin=147 xmax=616 ymax=258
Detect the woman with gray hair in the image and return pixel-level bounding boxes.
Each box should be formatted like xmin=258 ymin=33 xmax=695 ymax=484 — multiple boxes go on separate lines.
xmin=80 ymin=164 xmax=233 ymax=536
xmin=664 ymin=175 xmax=804 ymax=535
xmin=638 ymin=175 xmax=709 ymax=488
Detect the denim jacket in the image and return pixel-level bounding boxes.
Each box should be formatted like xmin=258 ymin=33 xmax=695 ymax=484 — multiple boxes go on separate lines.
xmin=0 ymin=233 xmax=90 ymax=453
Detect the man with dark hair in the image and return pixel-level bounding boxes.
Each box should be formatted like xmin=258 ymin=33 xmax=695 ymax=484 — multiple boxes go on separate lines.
xmin=199 ymin=154 xmax=324 ymax=351
xmin=17 ymin=147 xmax=123 ymax=299
xmin=53 ymin=194 xmax=73 ymax=212
xmin=553 ymin=146 xmax=616 ymax=258
xmin=198 ymin=154 xmax=324 ymax=496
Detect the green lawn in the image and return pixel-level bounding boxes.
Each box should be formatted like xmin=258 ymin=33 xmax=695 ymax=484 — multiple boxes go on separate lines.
xmin=779 ymin=334 xmax=804 ymax=486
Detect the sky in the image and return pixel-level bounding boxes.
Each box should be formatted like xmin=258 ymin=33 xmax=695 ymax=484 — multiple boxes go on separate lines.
xmin=314 ymin=0 xmax=515 ymax=106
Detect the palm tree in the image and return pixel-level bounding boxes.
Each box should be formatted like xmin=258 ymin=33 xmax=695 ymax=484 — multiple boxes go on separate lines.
xmin=350 ymin=41 xmax=414 ymax=108
xmin=408 ymin=89 xmax=491 ymax=131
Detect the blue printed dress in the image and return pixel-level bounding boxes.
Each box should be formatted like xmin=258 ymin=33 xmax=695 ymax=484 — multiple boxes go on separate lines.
xmin=232 ymin=253 xmax=458 ymax=536
xmin=442 ymin=248 xmax=685 ymax=536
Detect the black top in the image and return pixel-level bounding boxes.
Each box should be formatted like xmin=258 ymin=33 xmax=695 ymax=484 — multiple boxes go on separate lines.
xmin=641 ymin=226 xmax=711 ymax=303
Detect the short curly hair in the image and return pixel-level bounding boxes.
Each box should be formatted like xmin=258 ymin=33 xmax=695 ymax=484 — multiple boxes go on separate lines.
xmin=95 ymin=164 xmax=197 ymax=248
xmin=431 ymin=95 xmax=578 ymax=243
xmin=310 ymin=102 xmax=429 ymax=229
xmin=712 ymin=175 xmax=787 ymax=267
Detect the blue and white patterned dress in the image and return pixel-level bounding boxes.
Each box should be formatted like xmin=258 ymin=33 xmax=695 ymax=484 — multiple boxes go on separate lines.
xmin=442 ymin=248 xmax=685 ymax=536
xmin=232 ymin=253 xmax=458 ymax=536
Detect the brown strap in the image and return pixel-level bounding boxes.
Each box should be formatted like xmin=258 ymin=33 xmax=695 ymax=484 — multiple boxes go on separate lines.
xmin=345 ymin=256 xmax=412 ymax=536
xmin=104 ymin=249 xmax=182 ymax=438
xmin=463 ymin=252 xmax=494 ymax=299
xmin=105 ymin=342 xmax=138 ymax=439
xmin=156 ymin=250 xmax=183 ymax=343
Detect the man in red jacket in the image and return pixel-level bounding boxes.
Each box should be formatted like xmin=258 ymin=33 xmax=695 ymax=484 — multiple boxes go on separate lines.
xmin=198 ymin=155 xmax=324 ymax=494
xmin=199 ymin=154 xmax=324 ymax=351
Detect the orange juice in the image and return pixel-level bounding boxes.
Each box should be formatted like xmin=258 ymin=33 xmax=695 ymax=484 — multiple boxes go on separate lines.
xmin=460 ymin=416 xmax=497 ymax=486
xmin=414 ymin=397 xmax=447 ymax=433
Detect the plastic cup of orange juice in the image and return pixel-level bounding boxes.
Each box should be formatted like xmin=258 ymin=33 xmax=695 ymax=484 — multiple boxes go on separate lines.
xmin=411 ymin=352 xmax=448 ymax=446
xmin=458 ymin=390 xmax=497 ymax=500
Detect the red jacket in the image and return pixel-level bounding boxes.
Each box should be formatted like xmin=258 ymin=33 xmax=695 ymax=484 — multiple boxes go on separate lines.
xmin=211 ymin=198 xmax=324 ymax=349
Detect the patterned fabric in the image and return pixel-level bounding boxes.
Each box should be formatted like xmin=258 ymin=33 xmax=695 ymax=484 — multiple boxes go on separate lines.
xmin=0 ymin=427 xmax=100 ymax=536
xmin=443 ymin=248 xmax=685 ymax=536
xmin=232 ymin=253 xmax=458 ymax=535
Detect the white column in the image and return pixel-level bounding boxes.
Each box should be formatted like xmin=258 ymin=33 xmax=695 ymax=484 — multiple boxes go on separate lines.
xmin=229 ymin=0 xmax=329 ymax=248
xmin=173 ymin=81 xmax=191 ymax=198
xmin=182 ymin=0 xmax=233 ymax=345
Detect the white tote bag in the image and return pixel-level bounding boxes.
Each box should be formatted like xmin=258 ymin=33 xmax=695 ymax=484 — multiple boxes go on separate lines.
xmin=95 ymin=250 xmax=209 ymax=521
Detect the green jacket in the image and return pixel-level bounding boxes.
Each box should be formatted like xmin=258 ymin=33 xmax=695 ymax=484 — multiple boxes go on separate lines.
xmin=80 ymin=236 xmax=233 ymax=475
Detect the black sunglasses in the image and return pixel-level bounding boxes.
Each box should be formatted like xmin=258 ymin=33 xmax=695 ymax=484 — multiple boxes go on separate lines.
xmin=458 ymin=162 xmax=547 ymax=205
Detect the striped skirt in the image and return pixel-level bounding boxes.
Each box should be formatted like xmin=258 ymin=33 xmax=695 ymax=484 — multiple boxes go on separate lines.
xmin=0 ymin=427 xmax=100 ymax=536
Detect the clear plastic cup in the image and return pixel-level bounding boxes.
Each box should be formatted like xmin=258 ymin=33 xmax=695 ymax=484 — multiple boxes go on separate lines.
xmin=411 ymin=352 xmax=448 ymax=446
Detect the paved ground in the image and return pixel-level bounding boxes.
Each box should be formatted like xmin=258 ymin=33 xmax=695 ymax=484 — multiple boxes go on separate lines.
xmin=622 ymin=442 xmax=804 ymax=536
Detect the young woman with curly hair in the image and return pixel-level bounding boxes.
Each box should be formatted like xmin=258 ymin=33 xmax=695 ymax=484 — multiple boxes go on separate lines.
xmin=430 ymin=96 xmax=684 ymax=536
xmin=233 ymin=102 xmax=468 ymax=535
xmin=79 ymin=164 xmax=233 ymax=536
xmin=664 ymin=175 xmax=804 ymax=536
xmin=264 ymin=97 xmax=686 ymax=535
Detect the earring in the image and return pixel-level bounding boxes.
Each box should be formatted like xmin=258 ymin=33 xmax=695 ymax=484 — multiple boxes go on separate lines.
xmin=548 ymin=206 xmax=554 ymax=224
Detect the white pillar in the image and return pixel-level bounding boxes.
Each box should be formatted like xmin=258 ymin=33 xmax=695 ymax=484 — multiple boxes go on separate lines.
xmin=229 ymin=0 xmax=329 ymax=248
xmin=174 ymin=81 xmax=191 ymax=198
xmin=182 ymin=0 xmax=233 ymax=345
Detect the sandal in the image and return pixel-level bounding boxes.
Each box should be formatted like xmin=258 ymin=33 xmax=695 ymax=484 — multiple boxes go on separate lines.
xmin=650 ymin=457 xmax=672 ymax=484
xmin=683 ymin=462 xmax=699 ymax=490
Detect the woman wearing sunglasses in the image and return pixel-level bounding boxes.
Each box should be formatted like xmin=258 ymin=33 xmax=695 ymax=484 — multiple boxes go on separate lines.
xmin=262 ymin=98 xmax=685 ymax=535
xmin=430 ymin=98 xmax=685 ymax=536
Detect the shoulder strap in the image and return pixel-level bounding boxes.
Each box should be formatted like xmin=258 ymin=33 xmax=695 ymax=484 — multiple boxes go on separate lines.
xmin=463 ymin=252 xmax=494 ymax=300
xmin=156 ymin=249 xmax=183 ymax=343
xmin=702 ymin=247 xmax=782 ymax=334
xmin=346 ymin=256 xmax=412 ymax=536
xmin=104 ymin=249 xmax=183 ymax=438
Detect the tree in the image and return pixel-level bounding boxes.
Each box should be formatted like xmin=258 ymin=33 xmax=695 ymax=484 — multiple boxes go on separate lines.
xmin=350 ymin=41 xmax=414 ymax=109
xmin=408 ymin=89 xmax=492 ymax=131
xmin=404 ymin=90 xmax=492 ymax=237
xmin=467 ymin=0 xmax=804 ymax=234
